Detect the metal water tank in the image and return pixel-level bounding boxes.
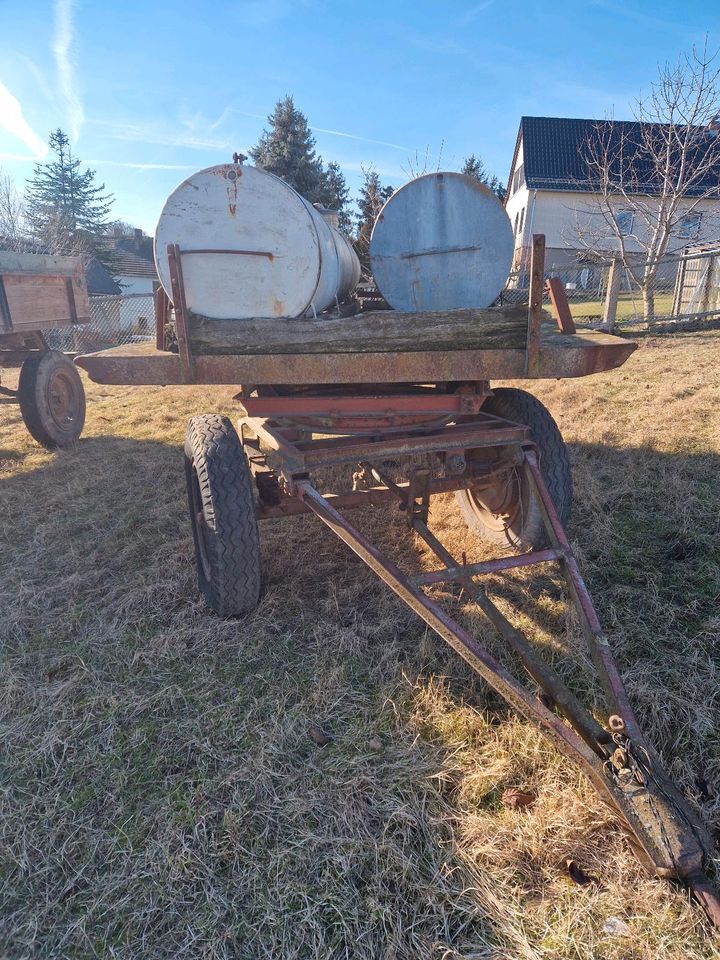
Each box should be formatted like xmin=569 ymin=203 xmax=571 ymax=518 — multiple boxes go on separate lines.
xmin=154 ymin=164 xmax=359 ymax=320
xmin=369 ymin=172 xmax=513 ymax=312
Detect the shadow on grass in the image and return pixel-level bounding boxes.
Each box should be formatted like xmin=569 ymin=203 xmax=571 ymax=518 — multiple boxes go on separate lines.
xmin=2 ymin=434 xmax=719 ymax=956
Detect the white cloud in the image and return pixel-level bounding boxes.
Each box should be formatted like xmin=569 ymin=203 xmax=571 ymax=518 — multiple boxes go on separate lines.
xmin=92 ymin=120 xmax=231 ymax=151
xmin=53 ymin=0 xmax=84 ymax=141
xmin=0 ymin=82 xmax=48 ymax=158
xmin=457 ymin=0 xmax=496 ymax=26
xmin=92 ymin=160 xmax=199 ymax=170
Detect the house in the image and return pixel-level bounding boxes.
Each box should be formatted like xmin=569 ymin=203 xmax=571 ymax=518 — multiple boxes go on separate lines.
xmin=107 ymin=228 xmax=158 ymax=334
xmin=505 ymin=116 xmax=720 ymax=284
xmin=112 ymin=228 xmax=158 ymax=296
xmin=82 ymin=229 xmax=158 ymax=338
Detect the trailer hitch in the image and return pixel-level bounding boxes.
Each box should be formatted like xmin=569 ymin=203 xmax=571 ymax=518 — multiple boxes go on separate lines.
xmin=294 ymin=452 xmax=720 ymax=928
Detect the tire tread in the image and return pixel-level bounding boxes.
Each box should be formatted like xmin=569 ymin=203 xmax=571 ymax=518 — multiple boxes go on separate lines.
xmin=185 ymin=414 xmax=261 ymax=617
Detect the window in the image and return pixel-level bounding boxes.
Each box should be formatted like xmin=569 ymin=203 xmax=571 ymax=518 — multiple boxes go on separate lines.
xmin=512 ymin=163 xmax=525 ymax=195
xmin=615 ymin=210 xmax=635 ymax=237
xmin=518 ymin=206 xmax=525 ymax=234
xmin=678 ymin=212 xmax=702 ymax=240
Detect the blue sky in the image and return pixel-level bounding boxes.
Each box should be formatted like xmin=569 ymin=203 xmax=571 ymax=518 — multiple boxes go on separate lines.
xmin=1 ymin=0 xmax=718 ymax=233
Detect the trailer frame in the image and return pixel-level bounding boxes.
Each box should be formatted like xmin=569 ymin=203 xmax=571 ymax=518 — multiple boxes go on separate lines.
xmin=228 ymin=393 xmax=720 ymax=928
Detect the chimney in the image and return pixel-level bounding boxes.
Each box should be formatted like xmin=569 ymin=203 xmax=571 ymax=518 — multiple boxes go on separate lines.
xmin=134 ymin=227 xmax=143 ymax=251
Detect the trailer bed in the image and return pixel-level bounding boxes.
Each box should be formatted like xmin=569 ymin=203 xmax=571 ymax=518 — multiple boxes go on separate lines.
xmin=75 ymin=329 xmax=636 ymax=386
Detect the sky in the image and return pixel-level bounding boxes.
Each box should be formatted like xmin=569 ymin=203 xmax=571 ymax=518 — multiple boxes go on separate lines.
xmin=0 ymin=0 xmax=718 ymax=234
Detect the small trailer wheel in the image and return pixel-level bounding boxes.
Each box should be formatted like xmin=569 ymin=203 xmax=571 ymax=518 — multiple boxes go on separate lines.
xmin=18 ymin=350 xmax=86 ymax=449
xmin=184 ymin=414 xmax=262 ymax=618
xmin=456 ymin=388 xmax=572 ymax=551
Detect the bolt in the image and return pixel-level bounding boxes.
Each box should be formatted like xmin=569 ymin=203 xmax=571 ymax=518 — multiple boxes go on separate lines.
xmin=446 ymin=454 xmax=467 ymax=475
xmin=608 ymin=715 xmax=626 ymax=733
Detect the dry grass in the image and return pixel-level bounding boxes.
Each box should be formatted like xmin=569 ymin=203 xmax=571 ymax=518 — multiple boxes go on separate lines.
xmin=1 ymin=331 xmax=719 ymax=958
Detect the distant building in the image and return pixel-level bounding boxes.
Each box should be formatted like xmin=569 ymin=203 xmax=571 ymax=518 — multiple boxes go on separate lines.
xmin=85 ymin=256 xmax=121 ymax=295
xmin=85 ymin=228 xmax=158 ymax=336
xmin=505 ymin=116 xmax=720 ymax=283
xmin=112 ymin=228 xmax=158 ymax=296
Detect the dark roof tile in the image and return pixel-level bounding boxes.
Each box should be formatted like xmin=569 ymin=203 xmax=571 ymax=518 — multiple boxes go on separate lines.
xmin=113 ymin=251 xmax=158 ymax=278
xmin=519 ymin=116 xmax=720 ymax=195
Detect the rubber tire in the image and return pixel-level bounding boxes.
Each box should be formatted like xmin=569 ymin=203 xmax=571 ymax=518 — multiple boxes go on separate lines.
xmin=18 ymin=351 xmax=86 ymax=449
xmin=184 ymin=414 xmax=262 ymax=618
xmin=455 ymin=388 xmax=572 ymax=551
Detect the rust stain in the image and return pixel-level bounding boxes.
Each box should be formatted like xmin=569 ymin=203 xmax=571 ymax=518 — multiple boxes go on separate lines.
xmin=272 ymin=297 xmax=284 ymax=316
xmin=226 ymin=171 xmax=238 ymax=217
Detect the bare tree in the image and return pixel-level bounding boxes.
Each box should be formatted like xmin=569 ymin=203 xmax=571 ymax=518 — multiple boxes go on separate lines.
xmin=355 ymin=165 xmax=394 ymax=275
xmin=402 ymin=141 xmax=445 ymax=180
xmin=577 ymin=44 xmax=720 ymax=321
xmin=0 ymin=169 xmax=27 ymax=251
xmin=0 ymin=166 xmax=93 ymax=264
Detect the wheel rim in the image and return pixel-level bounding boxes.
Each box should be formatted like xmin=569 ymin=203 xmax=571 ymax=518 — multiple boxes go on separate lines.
xmin=45 ymin=369 xmax=81 ymax=433
xmin=465 ymin=464 xmax=525 ymax=535
xmin=189 ymin=463 xmax=213 ymax=582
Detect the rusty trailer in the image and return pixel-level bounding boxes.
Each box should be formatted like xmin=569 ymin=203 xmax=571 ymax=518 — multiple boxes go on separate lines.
xmin=74 ymin=235 xmax=720 ymax=928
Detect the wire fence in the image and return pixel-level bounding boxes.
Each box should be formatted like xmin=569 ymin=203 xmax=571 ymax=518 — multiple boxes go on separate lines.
xmin=502 ymin=244 xmax=720 ymax=327
xmin=47 ymin=293 xmax=156 ymax=352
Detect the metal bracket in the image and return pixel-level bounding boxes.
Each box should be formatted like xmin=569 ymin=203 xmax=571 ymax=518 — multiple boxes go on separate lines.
xmin=406 ymin=467 xmax=431 ymax=526
xmin=244 ymin=435 xmax=282 ymax=506
xmin=166 ymin=243 xmax=195 ymax=383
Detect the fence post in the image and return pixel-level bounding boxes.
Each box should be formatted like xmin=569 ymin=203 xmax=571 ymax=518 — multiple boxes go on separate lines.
xmin=603 ymin=258 xmax=621 ymax=330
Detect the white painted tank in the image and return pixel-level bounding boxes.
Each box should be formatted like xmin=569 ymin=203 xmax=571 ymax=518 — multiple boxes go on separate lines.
xmin=154 ymin=164 xmax=360 ymax=320
xmin=369 ymin=172 xmax=514 ymax=312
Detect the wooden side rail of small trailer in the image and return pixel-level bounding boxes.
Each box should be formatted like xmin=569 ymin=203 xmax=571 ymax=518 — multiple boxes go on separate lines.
xmin=0 ymin=251 xmax=90 ymax=449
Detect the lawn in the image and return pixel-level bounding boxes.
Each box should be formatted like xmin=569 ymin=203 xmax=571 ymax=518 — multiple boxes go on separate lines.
xmin=566 ymin=291 xmax=675 ymax=322
xmin=1 ymin=331 xmax=719 ymax=959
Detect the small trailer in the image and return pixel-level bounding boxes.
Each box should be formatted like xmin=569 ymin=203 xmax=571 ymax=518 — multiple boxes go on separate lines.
xmin=74 ymin=233 xmax=720 ymax=928
xmin=0 ymin=251 xmax=89 ymax=448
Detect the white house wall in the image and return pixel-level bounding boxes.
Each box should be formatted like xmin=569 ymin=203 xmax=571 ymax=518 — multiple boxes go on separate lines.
xmin=508 ymin=188 xmax=720 ymax=267
xmin=117 ymin=275 xmax=155 ymax=296
xmin=505 ymin=139 xmax=529 ymax=247
xmin=117 ymin=274 xmax=156 ymax=333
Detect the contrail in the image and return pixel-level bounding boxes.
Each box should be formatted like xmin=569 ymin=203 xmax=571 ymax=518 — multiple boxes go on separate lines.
xmin=224 ymin=109 xmax=408 ymax=151
xmin=0 ymin=81 xmax=48 ymax=158
xmin=53 ymin=0 xmax=84 ymax=141
xmin=310 ymin=126 xmax=407 ymax=151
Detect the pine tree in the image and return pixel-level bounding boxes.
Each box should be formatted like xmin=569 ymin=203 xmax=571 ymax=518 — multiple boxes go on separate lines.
xmin=355 ymin=168 xmax=393 ymax=273
xmin=25 ymin=129 xmax=113 ymax=261
xmin=461 ymin=154 xmax=486 ymax=181
xmin=250 ymin=96 xmax=327 ymax=202
xmin=461 ymin=154 xmax=506 ymax=201
xmin=318 ymin=161 xmax=352 ymax=235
